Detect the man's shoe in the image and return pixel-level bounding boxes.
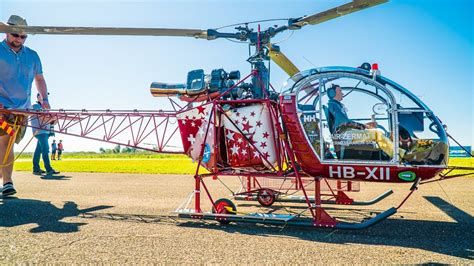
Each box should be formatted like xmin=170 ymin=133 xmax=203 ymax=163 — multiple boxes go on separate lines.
xmin=46 ymin=170 xmax=60 ymax=175
xmin=33 ymin=169 xmax=46 ymax=175
xmin=2 ymin=183 xmax=16 ymax=196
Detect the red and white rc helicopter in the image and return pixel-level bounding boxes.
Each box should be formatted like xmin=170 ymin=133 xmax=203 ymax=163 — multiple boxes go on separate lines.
xmin=1 ymin=0 xmax=472 ymax=228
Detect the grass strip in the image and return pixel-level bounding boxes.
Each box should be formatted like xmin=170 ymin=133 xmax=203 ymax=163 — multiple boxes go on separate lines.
xmin=13 ymin=156 xmax=473 ymax=176
xmin=14 ymin=158 xmax=207 ymax=175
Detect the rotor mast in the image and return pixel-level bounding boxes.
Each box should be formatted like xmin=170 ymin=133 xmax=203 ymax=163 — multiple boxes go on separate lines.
xmin=206 ymin=24 xmax=285 ymax=99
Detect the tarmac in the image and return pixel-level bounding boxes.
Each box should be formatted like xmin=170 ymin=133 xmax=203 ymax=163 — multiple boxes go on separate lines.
xmin=0 ymin=172 xmax=472 ymax=264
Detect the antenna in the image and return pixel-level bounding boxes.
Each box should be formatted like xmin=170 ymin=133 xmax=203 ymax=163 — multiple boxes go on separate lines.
xmin=303 ymin=56 xmax=317 ymax=68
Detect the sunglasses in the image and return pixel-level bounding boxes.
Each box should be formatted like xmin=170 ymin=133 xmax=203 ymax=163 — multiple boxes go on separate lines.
xmin=10 ymin=33 xmax=27 ymax=39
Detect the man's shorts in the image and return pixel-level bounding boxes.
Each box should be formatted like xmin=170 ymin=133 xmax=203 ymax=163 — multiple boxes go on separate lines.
xmin=0 ymin=114 xmax=27 ymax=144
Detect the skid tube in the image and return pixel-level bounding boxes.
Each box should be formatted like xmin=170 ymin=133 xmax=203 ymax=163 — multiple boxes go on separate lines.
xmin=175 ymin=207 xmax=397 ymax=229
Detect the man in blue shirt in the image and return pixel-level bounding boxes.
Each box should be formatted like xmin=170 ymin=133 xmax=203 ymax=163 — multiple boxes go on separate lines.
xmin=0 ymin=15 xmax=51 ymax=196
xmin=327 ymin=85 xmax=368 ymax=133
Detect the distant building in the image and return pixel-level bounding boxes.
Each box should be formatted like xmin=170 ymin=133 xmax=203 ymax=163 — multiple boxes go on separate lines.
xmin=449 ymin=146 xmax=472 ymax=158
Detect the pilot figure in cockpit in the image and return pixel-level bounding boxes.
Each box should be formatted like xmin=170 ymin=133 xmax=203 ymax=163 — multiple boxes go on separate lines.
xmin=327 ymin=84 xmax=371 ymax=132
xmin=327 ymin=84 xmax=405 ymax=159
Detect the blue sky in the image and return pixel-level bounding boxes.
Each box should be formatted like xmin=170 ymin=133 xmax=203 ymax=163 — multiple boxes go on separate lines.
xmin=1 ymin=0 xmax=473 ymax=152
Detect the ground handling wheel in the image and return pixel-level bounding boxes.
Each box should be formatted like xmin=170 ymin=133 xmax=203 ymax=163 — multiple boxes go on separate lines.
xmin=257 ymin=189 xmax=276 ymax=207
xmin=211 ymin=198 xmax=236 ymax=225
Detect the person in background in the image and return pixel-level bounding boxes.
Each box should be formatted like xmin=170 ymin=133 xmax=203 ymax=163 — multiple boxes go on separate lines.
xmin=51 ymin=139 xmax=57 ymax=160
xmin=57 ymin=140 xmax=64 ymax=160
xmin=0 ymin=15 xmax=51 ymax=196
xmin=31 ymin=94 xmax=59 ymax=175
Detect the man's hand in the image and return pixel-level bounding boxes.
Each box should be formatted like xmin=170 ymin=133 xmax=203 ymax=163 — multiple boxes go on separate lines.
xmin=41 ymin=100 xmax=51 ymax=110
xmin=35 ymin=74 xmax=50 ymax=109
xmin=365 ymin=121 xmax=377 ymax=129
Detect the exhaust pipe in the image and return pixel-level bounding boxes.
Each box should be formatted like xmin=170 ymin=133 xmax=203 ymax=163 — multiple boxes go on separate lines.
xmin=149 ymin=82 xmax=208 ymax=97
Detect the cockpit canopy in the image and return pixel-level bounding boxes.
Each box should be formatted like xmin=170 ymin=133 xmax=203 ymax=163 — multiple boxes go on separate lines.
xmin=282 ymin=67 xmax=448 ymax=166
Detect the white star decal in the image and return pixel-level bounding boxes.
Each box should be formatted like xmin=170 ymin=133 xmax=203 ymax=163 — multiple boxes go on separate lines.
xmin=197 ymin=127 xmax=205 ymax=138
xmin=230 ymin=145 xmax=239 ymax=155
xmin=241 ymin=149 xmax=247 ymax=156
xmin=253 ymin=150 xmax=260 ymax=158
xmin=187 ymin=135 xmax=196 ymax=145
xmin=226 ymin=131 xmax=234 ymax=140
xmin=237 ymin=138 xmax=243 ymax=144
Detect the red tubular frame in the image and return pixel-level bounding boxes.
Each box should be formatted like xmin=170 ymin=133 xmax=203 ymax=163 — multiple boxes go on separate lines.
xmin=186 ymin=70 xmax=340 ymax=227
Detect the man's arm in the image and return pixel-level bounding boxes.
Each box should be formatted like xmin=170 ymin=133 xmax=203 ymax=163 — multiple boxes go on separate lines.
xmin=34 ymin=74 xmax=50 ymax=109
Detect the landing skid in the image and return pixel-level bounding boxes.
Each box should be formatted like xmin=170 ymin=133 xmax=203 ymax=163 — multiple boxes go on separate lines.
xmin=234 ymin=189 xmax=393 ymax=206
xmin=175 ymin=207 xmax=397 ymax=229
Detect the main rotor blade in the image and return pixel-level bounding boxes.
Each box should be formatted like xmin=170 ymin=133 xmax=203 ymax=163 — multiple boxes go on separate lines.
xmin=292 ymin=0 xmax=388 ymax=28
xmin=268 ymin=44 xmax=300 ymax=77
xmin=0 ymin=24 xmax=208 ymax=39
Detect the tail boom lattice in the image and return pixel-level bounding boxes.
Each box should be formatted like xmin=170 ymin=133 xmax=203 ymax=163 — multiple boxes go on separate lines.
xmin=4 ymin=109 xmax=184 ymax=153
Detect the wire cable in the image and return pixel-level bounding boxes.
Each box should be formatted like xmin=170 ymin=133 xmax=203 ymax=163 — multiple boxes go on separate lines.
xmin=214 ymin=18 xmax=290 ymax=31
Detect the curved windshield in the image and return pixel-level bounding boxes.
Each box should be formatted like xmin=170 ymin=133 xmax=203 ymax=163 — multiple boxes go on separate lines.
xmin=398 ymin=111 xmax=448 ymax=165
xmin=292 ymin=72 xmax=397 ymax=163
xmin=286 ymin=68 xmax=449 ymax=166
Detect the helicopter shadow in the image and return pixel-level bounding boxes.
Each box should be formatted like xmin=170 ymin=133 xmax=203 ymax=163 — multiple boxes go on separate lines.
xmin=0 ymin=197 xmax=112 ymax=233
xmin=177 ymin=196 xmax=473 ymax=259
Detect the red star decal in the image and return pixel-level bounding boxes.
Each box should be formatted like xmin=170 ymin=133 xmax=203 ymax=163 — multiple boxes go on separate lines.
xmin=242 ymin=116 xmax=247 ymax=122
xmin=236 ymin=112 xmax=240 ymax=117
xmin=197 ymin=105 xmax=206 ymax=115
xmin=234 ymin=119 xmax=240 ymax=125
xmin=260 ymin=142 xmax=267 ymax=148
xmin=248 ymin=134 xmax=256 ymax=144
xmin=250 ymin=111 xmax=256 ymax=117
xmin=262 ymin=132 xmax=269 ymax=139
xmin=256 ymin=121 xmax=262 ymax=127
xmin=242 ymin=121 xmax=253 ymax=132
xmin=262 ymin=152 xmax=270 ymax=159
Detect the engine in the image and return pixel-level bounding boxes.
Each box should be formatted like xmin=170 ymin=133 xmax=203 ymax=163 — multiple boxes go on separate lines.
xmin=150 ymin=68 xmax=244 ymax=100
xmin=150 ymin=68 xmax=277 ymax=101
